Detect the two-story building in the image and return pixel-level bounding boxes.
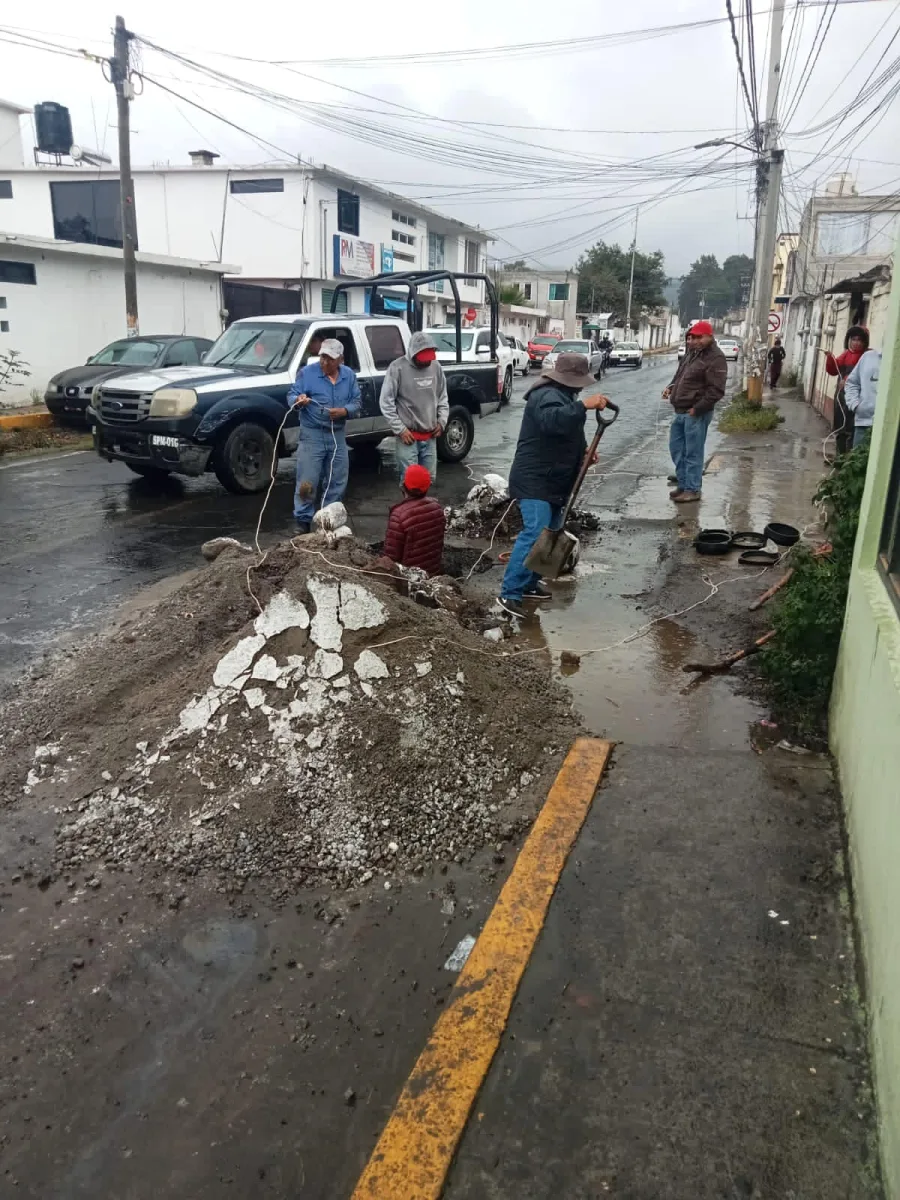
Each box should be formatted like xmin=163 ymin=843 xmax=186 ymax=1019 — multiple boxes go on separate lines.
xmin=0 ymin=99 xmax=492 ymax=400
xmin=498 ymin=267 xmax=579 ymax=338
xmin=781 ymin=175 xmax=898 ymax=419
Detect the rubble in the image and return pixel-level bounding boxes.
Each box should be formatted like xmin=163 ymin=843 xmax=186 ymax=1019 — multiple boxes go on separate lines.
xmin=446 ymin=474 xmax=602 ymax=538
xmin=1 ymin=537 xmax=578 ymax=899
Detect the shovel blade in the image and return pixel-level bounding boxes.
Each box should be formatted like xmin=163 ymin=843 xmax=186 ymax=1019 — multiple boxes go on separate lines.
xmin=523 ymin=527 xmax=580 ymax=579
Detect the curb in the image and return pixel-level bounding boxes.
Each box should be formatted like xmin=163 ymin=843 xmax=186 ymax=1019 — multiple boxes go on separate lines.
xmin=0 ymin=411 xmax=54 ymax=431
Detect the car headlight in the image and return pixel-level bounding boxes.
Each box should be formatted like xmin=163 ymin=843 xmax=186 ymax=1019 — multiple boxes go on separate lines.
xmin=149 ymin=388 xmax=197 ymax=418
xmin=90 ymin=385 xmax=101 ymax=409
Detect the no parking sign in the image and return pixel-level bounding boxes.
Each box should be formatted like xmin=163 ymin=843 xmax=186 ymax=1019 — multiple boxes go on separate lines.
xmin=768 ymin=312 xmax=782 ymax=335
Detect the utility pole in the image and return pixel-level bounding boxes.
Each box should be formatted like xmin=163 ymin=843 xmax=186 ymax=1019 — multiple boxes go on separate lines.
xmin=624 ymin=206 xmax=639 ymax=338
xmin=110 ymin=15 xmax=139 ymax=335
xmin=747 ymin=0 xmax=785 ymax=388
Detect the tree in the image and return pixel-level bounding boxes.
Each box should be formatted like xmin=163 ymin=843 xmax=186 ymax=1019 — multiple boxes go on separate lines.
xmin=678 ymin=253 xmax=753 ymax=321
xmin=500 ymin=283 xmax=529 ymax=306
xmin=502 ymin=259 xmax=529 ymax=270
xmin=575 ymin=241 xmax=667 ymax=323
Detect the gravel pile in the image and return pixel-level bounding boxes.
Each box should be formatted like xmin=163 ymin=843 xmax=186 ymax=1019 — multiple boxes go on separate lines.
xmin=2 ymin=539 xmax=578 ymax=899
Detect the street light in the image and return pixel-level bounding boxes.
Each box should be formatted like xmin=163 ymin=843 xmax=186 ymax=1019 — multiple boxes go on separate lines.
xmin=694 ymin=137 xmax=759 ymax=152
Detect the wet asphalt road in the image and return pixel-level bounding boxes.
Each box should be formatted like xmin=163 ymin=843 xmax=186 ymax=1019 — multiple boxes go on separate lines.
xmin=0 ymin=356 xmax=676 ymax=685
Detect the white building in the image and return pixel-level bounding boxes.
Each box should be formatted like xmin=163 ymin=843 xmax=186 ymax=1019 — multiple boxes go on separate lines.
xmin=499 ymin=268 xmax=579 ymax=337
xmin=0 ymin=234 xmax=233 ymax=405
xmin=0 ymin=102 xmax=492 ymax=330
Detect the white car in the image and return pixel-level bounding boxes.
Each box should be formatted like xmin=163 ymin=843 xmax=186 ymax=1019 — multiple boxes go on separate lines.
xmin=609 ymin=340 xmax=643 ymax=369
xmin=426 ymin=325 xmax=515 ymax=404
xmin=542 ymin=338 xmax=603 ymax=377
xmin=502 ymin=334 xmax=530 ymax=376
xmin=718 ymin=337 xmax=741 ymax=361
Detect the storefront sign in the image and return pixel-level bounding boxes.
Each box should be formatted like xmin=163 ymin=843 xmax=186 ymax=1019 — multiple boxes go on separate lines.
xmin=381 ymin=245 xmax=394 ymax=273
xmin=333 ymin=234 xmax=376 ymax=279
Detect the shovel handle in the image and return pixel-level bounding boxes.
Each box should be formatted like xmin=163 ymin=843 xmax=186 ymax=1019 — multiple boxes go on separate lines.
xmin=562 ymin=401 xmax=620 ymax=519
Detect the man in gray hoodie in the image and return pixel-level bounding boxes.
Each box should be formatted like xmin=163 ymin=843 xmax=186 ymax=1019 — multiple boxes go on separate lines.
xmin=379 ymin=330 xmax=450 ymax=480
xmin=844 ymin=348 xmax=882 ymax=448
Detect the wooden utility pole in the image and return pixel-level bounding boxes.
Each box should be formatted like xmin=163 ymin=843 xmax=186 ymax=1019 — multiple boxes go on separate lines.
xmin=111 ymin=15 xmax=139 ymax=335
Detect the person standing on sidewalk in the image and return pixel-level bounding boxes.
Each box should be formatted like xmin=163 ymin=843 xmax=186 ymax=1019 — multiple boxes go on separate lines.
xmin=767 ymin=337 xmax=786 ymax=388
xmin=825 ymin=325 xmax=869 ymax=454
xmin=663 ymin=320 xmax=727 ymax=504
xmin=843 ymin=347 xmax=882 ymax=448
xmin=289 ymin=337 xmax=361 ymax=532
xmin=498 ymin=354 xmax=608 ymax=618
xmin=379 ymin=331 xmax=449 ymax=482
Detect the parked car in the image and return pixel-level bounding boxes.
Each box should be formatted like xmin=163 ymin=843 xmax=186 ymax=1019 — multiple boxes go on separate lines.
xmin=718 ymin=337 xmax=741 ymax=361
xmin=502 ymin=334 xmax=530 ymax=376
xmin=542 ymin=338 xmax=603 ymax=378
xmin=608 ymin=340 xmax=643 ymax=369
xmin=526 ymin=333 xmax=559 ymax=370
xmin=44 ymin=335 xmax=215 ymax=423
xmin=427 ymin=325 xmax=515 ymax=404
xmin=91 ymin=272 xmax=504 ymax=494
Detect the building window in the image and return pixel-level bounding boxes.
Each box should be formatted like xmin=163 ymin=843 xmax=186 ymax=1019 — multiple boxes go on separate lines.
xmin=880 ymin=432 xmax=900 ymax=609
xmin=522 ymin=282 xmax=533 ymax=300
xmin=229 ymin=178 xmax=285 ymax=194
xmin=0 ymin=320 xmax=8 ymax=333
xmin=0 ymin=181 xmax=12 ymax=199
xmin=393 ymin=249 xmax=416 ymax=264
xmin=0 ymin=296 xmax=6 ymax=307
xmin=391 ymin=211 xmax=416 ymax=227
xmin=465 ymin=239 xmax=479 ymax=274
xmin=392 ymin=230 xmax=415 ymax=246
xmin=337 ymin=189 xmax=360 ymax=237
xmin=321 ymin=288 xmax=349 ymax=314
xmin=549 ymin=282 xmax=569 ymax=301
xmin=49 ymin=180 xmax=125 ymax=248
xmin=816 ymin=210 xmax=900 ymax=257
xmin=428 ymin=232 xmax=445 ymax=271
xmin=0 ymin=261 xmax=37 ymax=285
xmin=366 ymin=323 xmax=405 ymax=369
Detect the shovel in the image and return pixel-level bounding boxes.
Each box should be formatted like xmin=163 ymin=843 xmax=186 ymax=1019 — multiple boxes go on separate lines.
xmin=524 ymin=400 xmax=619 ymax=579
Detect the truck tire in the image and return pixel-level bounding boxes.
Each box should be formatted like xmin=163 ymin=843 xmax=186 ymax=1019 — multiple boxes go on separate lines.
xmin=213 ymin=421 xmax=275 ymax=494
xmin=437 ymin=405 xmax=475 ymax=463
xmin=127 ymin=464 xmax=171 ymax=484
xmin=500 ymin=368 xmax=513 ymax=405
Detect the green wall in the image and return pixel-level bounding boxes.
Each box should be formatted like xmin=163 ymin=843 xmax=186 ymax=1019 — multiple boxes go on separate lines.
xmin=831 ymin=247 xmax=900 ymax=1198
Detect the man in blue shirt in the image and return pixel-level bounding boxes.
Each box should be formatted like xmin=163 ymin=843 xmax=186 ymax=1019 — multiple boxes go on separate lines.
xmin=288 ymin=336 xmax=361 ymax=531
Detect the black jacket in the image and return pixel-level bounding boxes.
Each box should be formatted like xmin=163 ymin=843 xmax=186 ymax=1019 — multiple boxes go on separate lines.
xmin=508 ymin=382 xmax=587 ymax=506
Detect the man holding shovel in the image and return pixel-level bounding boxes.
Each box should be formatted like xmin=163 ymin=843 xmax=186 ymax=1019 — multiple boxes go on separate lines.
xmin=498 ymin=353 xmax=608 ymax=618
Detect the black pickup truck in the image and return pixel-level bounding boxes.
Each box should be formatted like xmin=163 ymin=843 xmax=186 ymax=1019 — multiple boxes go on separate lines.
xmin=91 ymin=271 xmax=503 ymax=494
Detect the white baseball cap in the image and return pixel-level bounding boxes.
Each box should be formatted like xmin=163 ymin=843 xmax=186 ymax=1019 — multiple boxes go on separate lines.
xmin=320 ymin=338 xmax=345 ymax=359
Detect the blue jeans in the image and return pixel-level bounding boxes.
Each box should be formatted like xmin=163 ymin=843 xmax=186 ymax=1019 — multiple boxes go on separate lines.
xmin=394 ymin=436 xmax=438 ymax=482
xmin=852 ymin=426 xmax=871 ymax=448
xmin=294 ymin=424 xmax=349 ymax=521
xmin=501 ymin=499 xmax=563 ymax=601
xmin=669 ymin=410 xmax=713 ymax=493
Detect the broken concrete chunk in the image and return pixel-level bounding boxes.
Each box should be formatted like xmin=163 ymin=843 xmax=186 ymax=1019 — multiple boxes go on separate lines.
xmin=251 ymin=654 xmax=281 ymax=682
xmin=312 ymin=502 xmax=348 ymax=532
xmin=310 ymin=649 xmax=343 ymax=680
xmin=331 ymin=675 xmax=351 ymax=689
xmin=483 ymin=627 xmax=503 ymax=643
xmin=354 ymin=650 xmax=389 ymax=681
xmin=254 ymin=591 xmax=310 ymax=639
xmin=213 ymin=634 xmax=266 ymax=689
xmin=415 ymin=661 xmax=433 ymax=677
xmin=308 ymin=577 xmax=343 ymax=651
xmin=360 ymin=681 xmax=376 ymax=699
xmin=306 ymin=729 xmax=325 ymax=750
xmin=201 ymin=536 xmax=252 ymax=561
xmin=339 ymin=581 xmax=387 ymax=631
xmin=243 ymin=688 xmax=267 ymax=710
xmin=179 ymin=689 xmax=223 ymax=734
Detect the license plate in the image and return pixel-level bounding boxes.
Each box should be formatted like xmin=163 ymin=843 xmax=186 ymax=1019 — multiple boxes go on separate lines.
xmin=151 ymin=436 xmax=179 ymax=448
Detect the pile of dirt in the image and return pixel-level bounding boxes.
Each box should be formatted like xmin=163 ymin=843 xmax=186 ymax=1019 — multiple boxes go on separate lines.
xmin=0 ymin=537 xmax=578 ymax=901
xmin=446 ymin=475 xmax=602 ymax=539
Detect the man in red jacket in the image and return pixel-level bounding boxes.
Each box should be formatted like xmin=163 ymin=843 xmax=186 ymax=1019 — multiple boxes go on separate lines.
xmin=383 ymin=464 xmax=446 ymax=575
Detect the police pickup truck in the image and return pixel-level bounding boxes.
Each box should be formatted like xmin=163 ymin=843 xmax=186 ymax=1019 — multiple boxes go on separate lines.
xmin=91 ymin=270 xmax=504 ymax=494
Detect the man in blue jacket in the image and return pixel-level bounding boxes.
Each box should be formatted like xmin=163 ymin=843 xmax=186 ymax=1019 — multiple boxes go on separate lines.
xmin=289 ymin=337 xmax=361 ymax=531
xmin=499 ymin=353 xmax=608 ymax=617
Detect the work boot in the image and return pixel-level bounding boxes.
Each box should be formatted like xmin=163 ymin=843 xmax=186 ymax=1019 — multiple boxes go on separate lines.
xmin=498 ymin=597 xmax=528 ymax=618
xmin=667 ymin=473 xmax=678 ymax=484
xmin=669 ymin=487 xmax=683 ymax=499
xmin=673 ymin=490 xmax=701 ymax=503
xmin=294 ymin=520 xmax=312 ymax=534
xmin=525 ymin=582 xmax=552 ymax=601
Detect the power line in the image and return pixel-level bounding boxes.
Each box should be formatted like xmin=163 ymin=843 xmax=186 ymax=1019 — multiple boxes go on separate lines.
xmin=727 ymin=0 xmax=761 ymax=133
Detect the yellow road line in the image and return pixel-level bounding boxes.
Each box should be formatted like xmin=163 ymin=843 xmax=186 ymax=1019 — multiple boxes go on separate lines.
xmin=351 ymin=736 xmax=613 ymax=1200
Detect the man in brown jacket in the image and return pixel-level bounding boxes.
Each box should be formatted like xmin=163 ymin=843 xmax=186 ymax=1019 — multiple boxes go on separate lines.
xmin=663 ymin=320 xmax=728 ymax=502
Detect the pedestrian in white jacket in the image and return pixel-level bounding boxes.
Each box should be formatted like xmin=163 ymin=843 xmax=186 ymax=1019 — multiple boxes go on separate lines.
xmin=379 ymin=331 xmax=450 ymax=482
xmin=844 ymin=348 xmax=882 ymax=448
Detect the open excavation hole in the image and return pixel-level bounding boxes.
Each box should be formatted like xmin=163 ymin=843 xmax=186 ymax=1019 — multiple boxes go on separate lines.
xmin=368 ymin=541 xmax=494 ymax=579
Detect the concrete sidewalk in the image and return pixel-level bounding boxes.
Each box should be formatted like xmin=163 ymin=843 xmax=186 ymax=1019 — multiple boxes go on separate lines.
xmin=443 ymin=392 xmax=883 ymax=1198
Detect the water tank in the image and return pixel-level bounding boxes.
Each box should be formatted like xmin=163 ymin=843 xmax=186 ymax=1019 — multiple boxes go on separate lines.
xmin=34 ymin=102 xmax=73 ymax=156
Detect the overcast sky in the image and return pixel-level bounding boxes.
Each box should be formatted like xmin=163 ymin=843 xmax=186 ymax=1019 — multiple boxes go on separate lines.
xmin=3 ymin=0 xmax=899 ymax=276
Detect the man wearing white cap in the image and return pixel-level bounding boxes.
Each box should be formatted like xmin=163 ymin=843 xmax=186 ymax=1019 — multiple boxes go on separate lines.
xmin=288 ymin=336 xmax=361 ymax=532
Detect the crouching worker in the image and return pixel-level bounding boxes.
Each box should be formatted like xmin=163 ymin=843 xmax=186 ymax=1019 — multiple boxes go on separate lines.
xmin=384 ymin=464 xmax=446 ymax=575
xmin=499 ymin=353 xmax=607 ymax=618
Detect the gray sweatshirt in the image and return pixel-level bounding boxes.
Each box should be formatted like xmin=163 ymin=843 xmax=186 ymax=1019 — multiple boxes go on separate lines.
xmin=844 ymin=349 xmax=882 ymax=428
xmin=379 ymin=331 xmax=450 ymax=436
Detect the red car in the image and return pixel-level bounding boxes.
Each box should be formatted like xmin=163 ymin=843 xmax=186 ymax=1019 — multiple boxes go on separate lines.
xmin=527 ymin=334 xmax=559 ymax=369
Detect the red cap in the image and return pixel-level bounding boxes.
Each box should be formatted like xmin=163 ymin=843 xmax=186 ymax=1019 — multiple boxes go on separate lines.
xmin=687 ymin=320 xmax=714 ymax=337
xmin=413 ymin=347 xmax=437 ymax=364
xmin=403 ymin=464 xmax=432 ymax=493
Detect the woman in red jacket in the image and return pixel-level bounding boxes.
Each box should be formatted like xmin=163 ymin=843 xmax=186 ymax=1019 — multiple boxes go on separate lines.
xmin=825 ymin=325 xmax=869 ymax=454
